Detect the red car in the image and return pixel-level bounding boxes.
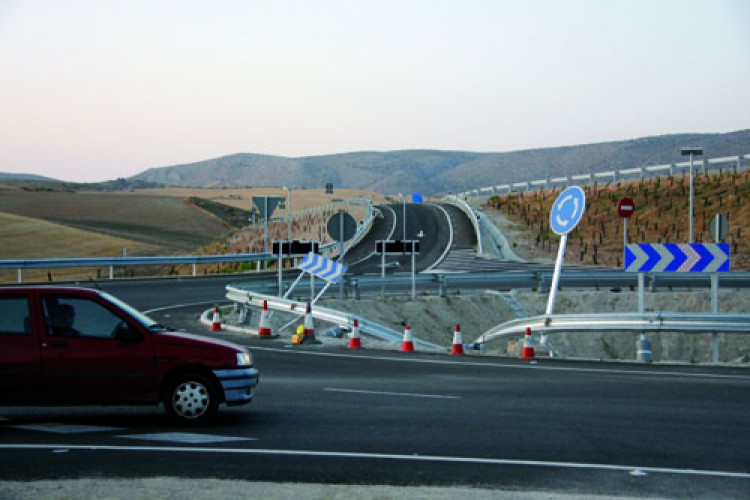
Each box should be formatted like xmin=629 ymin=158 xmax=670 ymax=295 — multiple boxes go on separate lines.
xmin=0 ymin=286 xmax=258 ymax=424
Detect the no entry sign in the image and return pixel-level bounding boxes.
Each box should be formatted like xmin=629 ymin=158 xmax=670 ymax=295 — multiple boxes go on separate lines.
xmin=617 ymin=197 xmax=635 ymax=218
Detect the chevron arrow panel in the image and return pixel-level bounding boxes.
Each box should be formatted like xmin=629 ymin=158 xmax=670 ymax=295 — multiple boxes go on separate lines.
xmin=624 ymin=243 xmax=730 ymax=273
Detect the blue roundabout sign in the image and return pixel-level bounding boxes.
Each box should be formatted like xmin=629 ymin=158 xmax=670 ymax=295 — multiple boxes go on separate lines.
xmin=550 ymin=186 xmax=586 ymax=235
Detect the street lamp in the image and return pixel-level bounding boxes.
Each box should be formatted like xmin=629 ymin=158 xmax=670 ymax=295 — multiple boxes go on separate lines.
xmin=680 ymin=147 xmax=703 ymax=243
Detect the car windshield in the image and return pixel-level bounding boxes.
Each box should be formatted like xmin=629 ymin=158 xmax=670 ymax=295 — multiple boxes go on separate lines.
xmin=98 ymin=291 xmax=164 ymax=331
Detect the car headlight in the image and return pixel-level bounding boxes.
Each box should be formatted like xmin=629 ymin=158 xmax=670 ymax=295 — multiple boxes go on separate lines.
xmin=236 ymin=351 xmax=253 ymax=367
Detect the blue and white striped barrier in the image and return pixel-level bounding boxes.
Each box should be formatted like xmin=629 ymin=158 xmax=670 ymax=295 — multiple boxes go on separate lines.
xmin=298 ymin=252 xmax=347 ymax=283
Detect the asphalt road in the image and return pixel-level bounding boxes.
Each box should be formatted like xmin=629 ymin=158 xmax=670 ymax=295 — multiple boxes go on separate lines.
xmin=1 ymin=294 xmax=748 ymax=498
xmin=2 ymin=205 xmax=749 ymax=498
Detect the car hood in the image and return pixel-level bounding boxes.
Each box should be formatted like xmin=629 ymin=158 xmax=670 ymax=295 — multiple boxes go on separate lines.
xmin=152 ymin=330 xmax=245 ymax=352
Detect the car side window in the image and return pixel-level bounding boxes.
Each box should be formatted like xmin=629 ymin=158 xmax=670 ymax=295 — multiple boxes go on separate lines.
xmin=43 ymin=295 xmax=125 ymax=339
xmin=0 ymin=296 xmax=32 ymax=335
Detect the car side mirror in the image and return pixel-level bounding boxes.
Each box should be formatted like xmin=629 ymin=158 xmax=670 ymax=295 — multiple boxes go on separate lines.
xmin=114 ymin=324 xmax=142 ymax=343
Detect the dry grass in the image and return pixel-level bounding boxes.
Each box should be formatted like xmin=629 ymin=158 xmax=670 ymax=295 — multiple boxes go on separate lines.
xmin=128 ymin=187 xmax=390 ymax=214
xmin=0 ymin=212 xmax=160 ymax=283
xmin=0 ymin=187 xmax=229 ymax=250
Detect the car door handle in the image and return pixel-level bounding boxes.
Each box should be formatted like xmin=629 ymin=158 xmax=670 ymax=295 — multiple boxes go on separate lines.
xmin=48 ymin=340 xmax=67 ymax=348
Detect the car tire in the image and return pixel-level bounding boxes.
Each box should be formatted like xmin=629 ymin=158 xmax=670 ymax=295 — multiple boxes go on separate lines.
xmin=164 ymin=373 xmax=219 ymax=425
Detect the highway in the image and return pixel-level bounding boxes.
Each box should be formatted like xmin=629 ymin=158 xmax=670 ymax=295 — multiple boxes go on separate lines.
xmin=1 ymin=278 xmax=748 ymax=497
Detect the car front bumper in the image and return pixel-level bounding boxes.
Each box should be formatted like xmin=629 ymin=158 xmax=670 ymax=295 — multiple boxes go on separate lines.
xmin=212 ymin=367 xmax=259 ymax=406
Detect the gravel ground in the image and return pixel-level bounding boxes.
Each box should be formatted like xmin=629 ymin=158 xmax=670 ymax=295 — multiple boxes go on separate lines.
xmin=0 ymin=479 xmax=625 ymax=499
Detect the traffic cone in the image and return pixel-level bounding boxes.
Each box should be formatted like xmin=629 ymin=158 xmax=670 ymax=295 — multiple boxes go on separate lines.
xmin=521 ymin=327 xmax=535 ymax=359
xmin=303 ymin=303 xmax=316 ymax=341
xmin=348 ymin=318 xmax=362 ymax=349
xmin=400 ymin=326 xmax=415 ymax=352
xmin=450 ymin=324 xmax=464 ymax=355
xmin=258 ymin=300 xmax=272 ymax=337
xmin=210 ymin=306 xmax=222 ymax=332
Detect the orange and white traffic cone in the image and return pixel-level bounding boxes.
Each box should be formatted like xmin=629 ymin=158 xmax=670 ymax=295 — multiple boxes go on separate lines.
xmin=348 ymin=318 xmax=362 ymax=349
xmin=400 ymin=326 xmax=415 ymax=352
xmin=303 ymin=303 xmax=316 ymax=341
xmin=258 ymin=300 xmax=272 ymax=337
xmin=521 ymin=327 xmax=535 ymax=359
xmin=210 ymin=306 xmax=222 ymax=332
xmin=450 ymin=324 xmax=464 ymax=355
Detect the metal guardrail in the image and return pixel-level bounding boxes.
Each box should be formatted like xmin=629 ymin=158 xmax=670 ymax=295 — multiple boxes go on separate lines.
xmin=225 ymin=286 xmax=442 ymax=349
xmin=459 ymin=153 xmax=749 ymax=197
xmin=476 ymin=312 xmax=750 ymax=345
xmin=1 ymin=253 xmax=277 ymax=282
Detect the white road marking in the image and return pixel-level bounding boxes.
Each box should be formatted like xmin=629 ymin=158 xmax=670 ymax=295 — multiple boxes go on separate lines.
xmin=10 ymin=423 xmax=121 ymax=434
xmin=119 ymin=432 xmax=255 ymax=444
xmin=324 ymin=387 xmax=460 ymax=400
xmin=1 ymin=444 xmax=748 ymax=480
xmin=144 ymin=301 xmax=230 ymax=314
xmin=424 ymin=203 xmax=454 ymax=272
xmin=249 ymin=345 xmax=750 ymax=381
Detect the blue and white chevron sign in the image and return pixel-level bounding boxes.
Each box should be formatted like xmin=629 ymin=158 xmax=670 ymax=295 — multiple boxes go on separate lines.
xmin=624 ymin=243 xmax=730 ymax=273
xmin=297 ymin=252 xmax=348 ymax=283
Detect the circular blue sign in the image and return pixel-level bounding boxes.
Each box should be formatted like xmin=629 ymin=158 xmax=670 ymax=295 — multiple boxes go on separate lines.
xmin=549 ymin=186 xmax=586 ymax=235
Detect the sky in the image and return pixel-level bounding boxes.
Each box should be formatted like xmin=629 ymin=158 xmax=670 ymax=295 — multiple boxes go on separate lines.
xmin=1 ymin=0 xmax=748 ymax=182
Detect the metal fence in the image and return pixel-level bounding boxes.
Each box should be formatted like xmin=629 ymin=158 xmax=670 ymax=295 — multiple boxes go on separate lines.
xmin=458 ymin=154 xmax=750 ymax=198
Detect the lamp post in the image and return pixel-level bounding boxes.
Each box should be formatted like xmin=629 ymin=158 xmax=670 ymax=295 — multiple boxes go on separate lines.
xmin=680 ymin=147 xmax=703 ymax=243
xmin=399 ymin=193 xmax=407 ymax=241
xmin=283 ymin=186 xmax=292 ymax=241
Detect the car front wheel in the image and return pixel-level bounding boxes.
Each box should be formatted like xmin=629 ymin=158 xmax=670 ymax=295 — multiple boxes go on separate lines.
xmin=164 ymin=374 xmax=219 ymax=425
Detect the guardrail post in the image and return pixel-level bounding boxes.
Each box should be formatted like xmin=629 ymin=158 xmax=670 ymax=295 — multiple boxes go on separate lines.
xmin=351 ymin=278 xmax=360 ymax=300
xmin=538 ymin=274 xmax=549 ymax=293
xmin=435 ymin=274 xmax=447 ymax=297
xmin=17 ymin=268 xmax=22 ymax=284
xmin=109 ymin=265 xmax=114 ymax=280
xmin=238 ymin=304 xmax=252 ymax=325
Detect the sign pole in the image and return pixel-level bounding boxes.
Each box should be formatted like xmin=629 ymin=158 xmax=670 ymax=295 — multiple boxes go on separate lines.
xmin=545 ymin=234 xmax=567 ymax=316
xmin=339 ymin=212 xmax=345 ymax=299
xmin=277 ymin=244 xmax=284 ymax=297
xmin=411 ymin=240 xmax=416 ymax=300
xmin=638 ymin=272 xmax=645 ymax=314
xmin=711 ymin=273 xmax=719 ymax=362
xmin=381 ymin=245 xmax=386 ymax=298
xmin=545 ymin=186 xmax=586 ymax=354
xmin=263 ymin=196 xmax=268 ymax=253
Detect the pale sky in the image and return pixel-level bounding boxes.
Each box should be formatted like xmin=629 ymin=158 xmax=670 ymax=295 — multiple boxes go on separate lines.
xmin=1 ymin=0 xmax=748 ymax=182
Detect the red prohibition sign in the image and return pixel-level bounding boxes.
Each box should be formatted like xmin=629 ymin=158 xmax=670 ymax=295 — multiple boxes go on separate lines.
xmin=617 ymin=197 xmax=635 ymax=218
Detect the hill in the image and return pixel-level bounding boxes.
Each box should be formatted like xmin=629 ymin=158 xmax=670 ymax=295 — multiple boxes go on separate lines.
xmin=130 ymin=130 xmax=750 ymax=193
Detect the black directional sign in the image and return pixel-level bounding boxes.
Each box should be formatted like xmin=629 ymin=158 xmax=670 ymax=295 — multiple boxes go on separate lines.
xmin=253 ymin=196 xmax=286 ymax=221
xmin=376 ymin=240 xmax=420 ymax=255
xmin=272 ymin=240 xmax=320 ymax=256
xmin=327 ymin=212 xmax=357 ymax=242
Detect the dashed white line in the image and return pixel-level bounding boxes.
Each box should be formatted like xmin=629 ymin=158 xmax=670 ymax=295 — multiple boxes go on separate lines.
xmin=324 ymin=387 xmax=460 ymax=400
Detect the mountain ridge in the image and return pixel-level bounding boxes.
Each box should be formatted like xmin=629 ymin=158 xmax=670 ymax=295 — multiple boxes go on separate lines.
xmin=3 ymin=130 xmax=748 ymax=193
xmin=130 ymin=130 xmax=749 ymax=194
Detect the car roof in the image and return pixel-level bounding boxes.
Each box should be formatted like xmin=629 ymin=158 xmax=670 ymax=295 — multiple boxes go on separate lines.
xmin=0 ymin=285 xmax=100 ymax=294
